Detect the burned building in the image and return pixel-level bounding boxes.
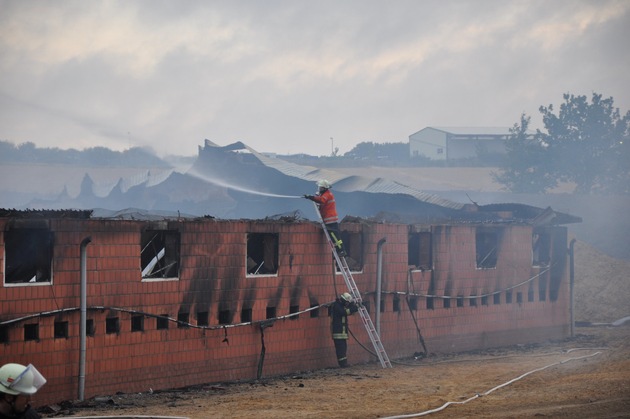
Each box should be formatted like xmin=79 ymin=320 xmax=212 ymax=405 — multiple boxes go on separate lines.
xmin=0 ymin=197 xmax=580 ymax=406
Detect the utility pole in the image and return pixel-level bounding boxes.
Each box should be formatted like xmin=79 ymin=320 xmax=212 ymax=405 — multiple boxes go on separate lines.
xmin=330 ymin=137 xmax=334 ymax=156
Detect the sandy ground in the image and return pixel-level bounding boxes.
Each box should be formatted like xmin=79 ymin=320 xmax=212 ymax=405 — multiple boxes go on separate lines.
xmin=40 ymin=240 xmax=630 ymax=419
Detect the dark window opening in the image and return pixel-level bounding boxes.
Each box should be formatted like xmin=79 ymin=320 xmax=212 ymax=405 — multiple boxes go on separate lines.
xmin=493 ymin=292 xmax=501 ymax=305
xmin=380 ymin=298 xmax=385 ymax=313
xmin=528 ymin=285 xmax=535 ymax=302
xmin=177 ymin=312 xmax=189 ymax=328
xmin=456 ymin=296 xmax=464 ymax=307
xmin=141 ymin=230 xmax=180 ymax=279
xmin=426 ymin=296 xmax=434 ymax=310
xmin=86 ymin=319 xmax=95 ymax=336
xmin=289 ymin=305 xmax=299 ymax=320
xmin=106 ymin=317 xmax=120 ymax=334
xmin=0 ymin=326 xmax=8 ymax=344
xmin=443 ymin=297 xmax=451 ymax=309
xmin=506 ymin=291 xmax=513 ymax=304
xmin=517 ymin=292 xmax=523 ymax=304
xmin=241 ymin=308 xmax=252 ymax=323
xmin=393 ymin=296 xmax=401 ymax=312
xmin=197 ymin=311 xmax=209 ymax=326
xmin=5 ymin=228 xmax=53 ymax=284
xmin=157 ymin=315 xmax=169 ymax=330
xmin=309 ymin=303 xmax=319 ymax=318
xmin=131 ymin=315 xmax=144 ymax=332
xmin=338 ymin=230 xmax=363 ymax=272
xmin=481 ymin=295 xmax=489 ymax=306
xmin=408 ymin=231 xmax=432 ymax=270
xmin=539 ymin=278 xmax=547 ymax=302
xmin=408 ymin=297 xmax=418 ymax=310
xmin=24 ymin=324 xmax=38 ymax=341
xmin=469 ymin=296 xmax=477 ymax=307
xmin=247 ymin=233 xmax=279 ymax=275
xmin=476 ymin=229 xmax=498 ymax=269
xmin=54 ymin=321 xmax=68 ymax=339
xmin=218 ymin=310 xmax=231 ymax=325
xmin=532 ymin=229 xmax=551 ymax=267
xmin=266 ymin=306 xmax=276 ymax=319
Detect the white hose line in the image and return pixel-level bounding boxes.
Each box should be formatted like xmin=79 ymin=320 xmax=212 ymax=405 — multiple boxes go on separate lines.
xmin=382 ymin=351 xmax=602 ymax=419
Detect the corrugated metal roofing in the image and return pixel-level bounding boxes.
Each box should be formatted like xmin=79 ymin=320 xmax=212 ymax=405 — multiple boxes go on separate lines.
xmin=244 ymin=144 xmax=465 ymax=210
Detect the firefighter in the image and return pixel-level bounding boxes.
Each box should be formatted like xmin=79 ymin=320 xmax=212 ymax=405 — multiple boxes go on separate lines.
xmin=330 ymin=292 xmax=359 ymax=368
xmin=303 ymin=179 xmax=347 ymax=256
xmin=0 ymin=363 xmax=47 ymax=419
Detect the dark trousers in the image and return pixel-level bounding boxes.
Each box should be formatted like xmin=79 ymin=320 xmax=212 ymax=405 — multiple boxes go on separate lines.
xmin=334 ymin=338 xmax=348 ymax=367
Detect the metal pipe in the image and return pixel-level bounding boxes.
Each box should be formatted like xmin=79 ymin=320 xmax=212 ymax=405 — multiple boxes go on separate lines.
xmin=376 ymin=238 xmax=387 ymax=337
xmin=79 ymin=236 xmax=92 ymax=401
xmin=569 ymin=238 xmax=576 ymax=337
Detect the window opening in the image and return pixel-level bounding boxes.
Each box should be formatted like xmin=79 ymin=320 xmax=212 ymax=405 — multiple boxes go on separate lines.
xmin=469 ymin=296 xmax=477 ymax=307
xmin=54 ymin=321 xmax=68 ymax=339
xmin=309 ymin=304 xmax=319 ymax=318
xmin=393 ymin=296 xmax=401 ymax=312
xmin=266 ymin=306 xmax=276 ymax=319
xmin=517 ymin=292 xmax=523 ymax=304
xmin=157 ymin=315 xmax=169 ymax=330
xmin=532 ymin=229 xmax=551 ymax=267
xmin=380 ymin=298 xmax=385 ymax=313
xmin=363 ymin=300 xmax=371 ymax=314
xmin=5 ymin=228 xmax=53 ymax=284
xmin=476 ymin=229 xmax=497 ymax=269
xmin=456 ymin=296 xmax=464 ymax=307
xmin=506 ymin=291 xmax=513 ymax=304
xmin=177 ymin=312 xmax=189 ymax=328
xmin=339 ymin=230 xmax=363 ymax=272
xmin=408 ymin=297 xmax=418 ymax=310
xmin=131 ymin=315 xmax=144 ymax=332
xmin=443 ymin=297 xmax=451 ymax=309
xmin=247 ymin=233 xmax=279 ymax=275
xmin=141 ymin=230 xmax=180 ymax=279
xmin=408 ymin=231 xmax=432 ymax=270
xmin=106 ymin=317 xmax=120 ymax=334
xmin=241 ymin=308 xmax=253 ymax=323
xmin=218 ymin=310 xmax=231 ymax=325
xmin=528 ymin=284 xmax=535 ymax=302
xmin=24 ymin=324 xmax=38 ymax=341
xmin=86 ymin=319 xmax=95 ymax=337
xmin=0 ymin=326 xmax=8 ymax=344
xmin=197 ymin=311 xmax=209 ymax=326
xmin=481 ymin=295 xmax=489 ymax=306
xmin=493 ymin=292 xmax=501 ymax=305
xmin=426 ymin=296 xmax=434 ymax=310
xmin=289 ymin=305 xmax=299 ymax=320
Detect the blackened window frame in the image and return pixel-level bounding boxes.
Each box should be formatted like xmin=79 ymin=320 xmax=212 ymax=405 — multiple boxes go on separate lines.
xmin=246 ymin=232 xmax=279 ymax=276
xmin=4 ymin=227 xmax=54 ymax=285
xmin=141 ymin=229 xmax=181 ymax=281
xmin=476 ymin=228 xmax=498 ymax=269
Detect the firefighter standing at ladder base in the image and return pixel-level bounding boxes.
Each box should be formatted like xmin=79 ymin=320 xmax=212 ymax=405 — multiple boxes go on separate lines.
xmin=331 ymin=292 xmax=359 ymax=367
xmin=303 ymin=179 xmax=347 ymax=256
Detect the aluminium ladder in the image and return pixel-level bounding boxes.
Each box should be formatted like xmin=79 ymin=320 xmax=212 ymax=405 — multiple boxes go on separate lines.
xmin=312 ymin=203 xmax=392 ymax=368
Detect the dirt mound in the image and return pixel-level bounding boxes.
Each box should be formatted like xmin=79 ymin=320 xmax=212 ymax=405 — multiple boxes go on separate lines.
xmin=573 ymin=239 xmax=630 ymax=323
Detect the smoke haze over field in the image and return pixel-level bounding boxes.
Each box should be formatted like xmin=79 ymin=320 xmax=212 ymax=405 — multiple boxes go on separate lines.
xmin=1 ymin=0 xmax=629 ymax=157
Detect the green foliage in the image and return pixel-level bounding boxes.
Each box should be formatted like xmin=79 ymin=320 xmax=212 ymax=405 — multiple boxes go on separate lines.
xmin=495 ymin=93 xmax=630 ymax=194
xmin=492 ymin=115 xmax=558 ymax=193
xmin=344 ymin=141 xmax=409 ymax=161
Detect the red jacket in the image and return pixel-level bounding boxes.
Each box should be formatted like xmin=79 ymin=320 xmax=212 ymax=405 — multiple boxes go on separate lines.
xmin=312 ymin=189 xmax=338 ymax=224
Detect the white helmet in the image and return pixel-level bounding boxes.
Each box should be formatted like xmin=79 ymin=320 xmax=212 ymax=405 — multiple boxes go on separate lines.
xmin=0 ymin=363 xmax=46 ymax=396
xmin=340 ymin=292 xmax=353 ymax=303
xmin=316 ymin=179 xmax=331 ymax=189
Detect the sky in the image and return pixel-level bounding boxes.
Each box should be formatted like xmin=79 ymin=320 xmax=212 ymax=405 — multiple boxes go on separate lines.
xmin=1 ymin=0 xmax=629 ymax=158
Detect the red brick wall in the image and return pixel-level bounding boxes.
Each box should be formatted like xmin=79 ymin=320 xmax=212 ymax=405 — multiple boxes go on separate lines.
xmin=0 ymin=217 xmax=570 ymax=406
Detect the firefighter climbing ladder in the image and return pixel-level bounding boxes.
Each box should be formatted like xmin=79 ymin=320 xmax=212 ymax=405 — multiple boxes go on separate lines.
xmin=312 ymin=203 xmax=392 ymax=368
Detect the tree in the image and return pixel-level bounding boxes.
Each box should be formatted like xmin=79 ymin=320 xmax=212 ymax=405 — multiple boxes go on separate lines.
xmin=492 ymin=114 xmax=558 ymax=193
xmin=495 ymin=93 xmax=630 ymax=194
xmin=540 ymin=93 xmax=630 ymax=194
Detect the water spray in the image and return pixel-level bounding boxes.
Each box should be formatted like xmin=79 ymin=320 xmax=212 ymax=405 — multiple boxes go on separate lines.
xmin=187 ymin=168 xmax=303 ymax=199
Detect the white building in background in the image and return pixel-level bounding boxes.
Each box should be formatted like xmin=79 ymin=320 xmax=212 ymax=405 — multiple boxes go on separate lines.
xmin=409 ymin=127 xmax=516 ymax=161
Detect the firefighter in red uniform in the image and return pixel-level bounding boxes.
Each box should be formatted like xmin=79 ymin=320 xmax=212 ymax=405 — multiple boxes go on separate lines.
xmin=330 ymin=292 xmax=358 ymax=367
xmin=303 ymin=179 xmax=347 ymax=256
